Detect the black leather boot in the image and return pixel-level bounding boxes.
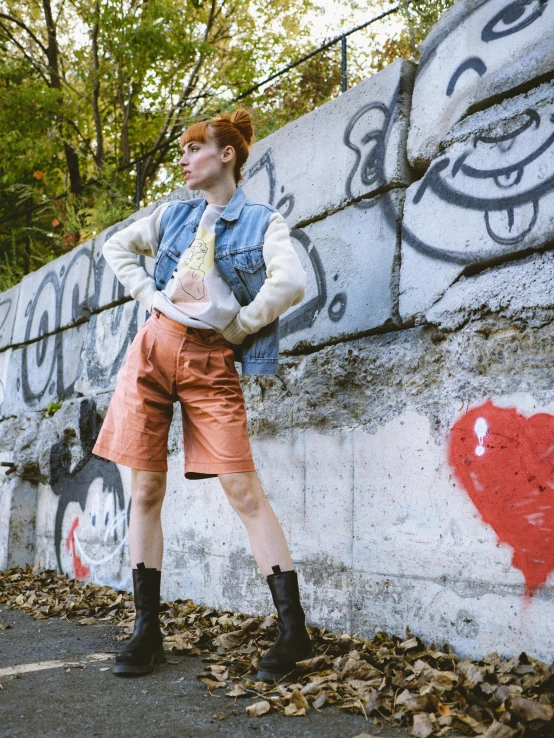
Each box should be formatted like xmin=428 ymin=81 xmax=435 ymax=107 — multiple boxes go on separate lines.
xmin=257 ymin=566 xmax=312 ymax=681
xmin=113 ymin=562 xmax=166 ymax=676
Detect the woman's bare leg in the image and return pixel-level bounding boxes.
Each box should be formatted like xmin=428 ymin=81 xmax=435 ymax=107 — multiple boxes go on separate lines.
xmin=129 ymin=469 xmax=167 ymax=570
xmin=218 ymin=471 xmax=294 ymax=576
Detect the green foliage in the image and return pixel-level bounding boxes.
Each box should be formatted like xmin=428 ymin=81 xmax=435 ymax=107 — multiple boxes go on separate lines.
xmin=0 ymin=0 xmax=454 ymax=293
xmin=41 ymin=401 xmax=62 ymax=417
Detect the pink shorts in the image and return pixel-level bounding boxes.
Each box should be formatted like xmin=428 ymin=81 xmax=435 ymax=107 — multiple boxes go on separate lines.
xmin=92 ymin=309 xmax=255 ymax=479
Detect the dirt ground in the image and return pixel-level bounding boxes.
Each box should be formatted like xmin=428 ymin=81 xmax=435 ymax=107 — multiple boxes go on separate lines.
xmin=0 ymin=607 xmax=412 ymax=738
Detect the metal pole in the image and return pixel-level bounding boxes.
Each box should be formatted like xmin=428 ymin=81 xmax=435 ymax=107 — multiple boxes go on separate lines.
xmin=341 ymin=35 xmax=347 ymax=92
xmin=135 ymin=160 xmax=142 ymax=211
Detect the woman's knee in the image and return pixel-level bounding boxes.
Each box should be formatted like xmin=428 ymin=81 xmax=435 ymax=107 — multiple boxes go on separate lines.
xmin=131 ymin=470 xmax=166 ymax=513
xmin=220 ymin=473 xmax=265 ymax=517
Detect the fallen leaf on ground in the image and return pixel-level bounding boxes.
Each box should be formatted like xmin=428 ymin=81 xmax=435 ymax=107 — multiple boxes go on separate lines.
xmin=411 ymin=712 xmax=435 ymax=738
xmin=2 ymin=565 xmax=553 ymax=736
xmin=226 ymin=683 xmax=247 ymax=697
xmin=246 ymin=700 xmax=270 ymax=716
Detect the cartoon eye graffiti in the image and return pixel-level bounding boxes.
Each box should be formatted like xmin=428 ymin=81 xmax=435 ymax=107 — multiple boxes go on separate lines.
xmin=482 ymin=0 xmax=548 ymax=41
xmin=405 ymin=107 xmax=554 ymax=260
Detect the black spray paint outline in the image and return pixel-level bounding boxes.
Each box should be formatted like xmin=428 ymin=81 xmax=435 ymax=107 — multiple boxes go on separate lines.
xmin=447 ymin=58 xmax=487 ymax=97
xmin=21 ymin=247 xmax=91 ymax=402
xmin=243 ymin=150 xmax=334 ymax=332
xmin=50 ymin=398 xmax=127 ymax=576
xmin=481 ymin=0 xmax=548 ymax=41
xmin=404 ymin=109 xmax=554 ymax=263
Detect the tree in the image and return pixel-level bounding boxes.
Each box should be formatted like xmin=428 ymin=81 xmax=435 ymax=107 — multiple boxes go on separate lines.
xmin=0 ymin=0 xmax=324 ymax=289
xmin=0 ymin=0 xmax=454 ymax=292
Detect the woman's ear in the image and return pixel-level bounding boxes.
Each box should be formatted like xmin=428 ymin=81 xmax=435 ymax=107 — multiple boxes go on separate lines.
xmin=222 ymin=145 xmax=235 ymax=164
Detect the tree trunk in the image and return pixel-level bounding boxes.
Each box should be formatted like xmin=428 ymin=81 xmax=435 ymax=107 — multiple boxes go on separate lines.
xmin=91 ymin=0 xmax=104 ymax=168
xmin=42 ymin=0 xmax=82 ymax=195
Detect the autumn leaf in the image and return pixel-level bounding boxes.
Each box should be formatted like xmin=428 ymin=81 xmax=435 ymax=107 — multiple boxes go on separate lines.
xmin=245 ymin=701 xmax=270 ymax=716
xmin=225 ymin=683 xmax=248 ymax=697
xmin=410 ymin=712 xmax=434 ymax=738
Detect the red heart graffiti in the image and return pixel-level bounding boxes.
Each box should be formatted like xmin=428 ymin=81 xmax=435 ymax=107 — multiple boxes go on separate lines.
xmin=449 ymin=400 xmax=554 ymax=593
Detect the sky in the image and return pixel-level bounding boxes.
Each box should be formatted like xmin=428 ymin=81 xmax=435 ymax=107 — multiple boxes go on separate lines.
xmin=305 ymin=0 xmax=403 ymax=47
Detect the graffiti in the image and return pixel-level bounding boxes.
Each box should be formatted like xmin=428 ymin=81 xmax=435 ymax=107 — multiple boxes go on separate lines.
xmin=50 ymin=398 xmax=129 ymax=588
xmin=86 ymin=249 xmax=143 ymax=387
xmin=481 ymin=0 xmax=548 ymax=42
xmin=344 ymin=100 xmax=391 ymax=203
xmin=20 ymin=247 xmax=90 ymax=403
xmin=0 ymin=293 xmax=13 ymax=345
xmin=9 ymin=245 xmax=146 ymax=413
xmin=243 ymin=149 xmax=333 ymax=335
xmin=404 ymin=106 xmax=554 ymax=265
xmin=449 ymin=400 xmax=554 ymax=593
xmin=410 ymin=0 xmax=554 ymax=164
xmin=446 ymin=58 xmax=487 ymax=97
xmin=244 ymin=84 xmax=404 ymax=338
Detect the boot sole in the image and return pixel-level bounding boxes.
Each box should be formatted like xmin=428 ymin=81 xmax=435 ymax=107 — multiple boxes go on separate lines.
xmin=112 ymin=647 xmax=166 ymax=676
xmin=256 ymin=651 xmax=314 ymax=682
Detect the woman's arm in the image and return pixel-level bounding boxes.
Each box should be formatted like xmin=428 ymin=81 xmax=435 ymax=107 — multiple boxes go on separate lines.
xmin=222 ymin=211 xmax=307 ymax=344
xmin=102 ymin=201 xmax=171 ymax=312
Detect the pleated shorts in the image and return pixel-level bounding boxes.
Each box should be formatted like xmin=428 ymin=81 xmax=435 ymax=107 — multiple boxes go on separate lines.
xmin=92 ymin=308 xmax=255 ymax=479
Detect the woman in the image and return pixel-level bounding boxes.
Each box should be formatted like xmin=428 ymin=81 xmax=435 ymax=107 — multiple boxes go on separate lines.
xmin=92 ymin=108 xmax=312 ymax=681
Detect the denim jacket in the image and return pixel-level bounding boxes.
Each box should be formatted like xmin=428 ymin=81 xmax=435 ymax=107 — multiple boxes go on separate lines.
xmin=151 ymin=186 xmax=279 ymax=375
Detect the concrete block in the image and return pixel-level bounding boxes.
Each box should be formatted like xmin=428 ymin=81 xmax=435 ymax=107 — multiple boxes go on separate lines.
xmin=400 ymin=88 xmax=554 ymax=321
xmin=352 ymin=413 xmax=523 ymax=584
xmin=303 ymin=430 xmax=354 ymax=567
xmin=443 ymin=81 xmax=554 ymax=148
xmin=426 ymin=251 xmax=554 ymax=330
xmin=78 ymin=299 xmax=147 ymax=395
xmin=351 ymin=572 xmax=554 ymax=662
xmin=280 ymin=190 xmax=402 ymax=351
xmin=0 ymin=463 xmax=13 ymax=569
xmin=254 ymin=433 xmax=305 ymax=550
xmin=0 ymin=283 xmax=20 ymax=350
xmin=408 ymin=0 xmax=554 ymax=167
xmin=0 ymin=348 xmax=11 ymax=415
xmin=1 ymin=321 xmax=87 ymax=417
xmin=12 ymin=241 xmax=93 ymax=345
xmin=2 ymin=478 xmax=38 ymax=568
xmin=242 ymin=58 xmax=415 ymax=226
xmin=90 ymin=204 xmax=159 ymax=312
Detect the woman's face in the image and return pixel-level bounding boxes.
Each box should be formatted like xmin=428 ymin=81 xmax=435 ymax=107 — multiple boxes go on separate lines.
xmin=178 ymin=132 xmax=234 ymax=190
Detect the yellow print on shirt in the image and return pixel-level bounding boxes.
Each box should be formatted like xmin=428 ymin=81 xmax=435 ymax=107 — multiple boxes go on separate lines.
xmin=176 ymin=228 xmax=215 ymax=302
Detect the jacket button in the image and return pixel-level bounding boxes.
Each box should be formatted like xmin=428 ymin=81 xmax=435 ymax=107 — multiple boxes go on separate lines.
xmin=191 ymin=225 xmax=197 ymax=232
xmin=160 ymin=279 xmax=165 ymax=285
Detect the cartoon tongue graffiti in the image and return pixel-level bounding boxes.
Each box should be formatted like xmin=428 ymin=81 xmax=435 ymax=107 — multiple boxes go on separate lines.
xmin=449 ymin=400 xmax=554 ymax=593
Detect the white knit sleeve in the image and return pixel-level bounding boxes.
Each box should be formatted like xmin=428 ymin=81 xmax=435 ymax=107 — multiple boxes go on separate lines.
xmin=222 ymin=211 xmax=307 ymax=344
xmin=102 ymin=201 xmax=171 ymax=312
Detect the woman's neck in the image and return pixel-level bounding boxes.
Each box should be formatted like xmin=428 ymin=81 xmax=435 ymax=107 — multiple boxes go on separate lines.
xmin=203 ymin=179 xmax=237 ymax=206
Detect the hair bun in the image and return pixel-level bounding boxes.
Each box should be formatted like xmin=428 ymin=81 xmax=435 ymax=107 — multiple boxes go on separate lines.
xmin=230 ymin=108 xmax=254 ymax=147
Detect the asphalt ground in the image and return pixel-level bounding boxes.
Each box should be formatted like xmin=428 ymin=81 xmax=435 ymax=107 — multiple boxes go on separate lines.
xmin=0 ymin=608 xmax=412 ymax=738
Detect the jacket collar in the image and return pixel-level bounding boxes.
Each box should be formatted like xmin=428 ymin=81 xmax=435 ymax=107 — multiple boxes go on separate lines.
xmin=218 ymin=185 xmax=246 ymax=222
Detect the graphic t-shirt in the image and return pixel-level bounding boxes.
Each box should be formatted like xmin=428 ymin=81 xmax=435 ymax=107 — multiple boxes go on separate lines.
xmin=151 ymin=203 xmax=241 ymax=331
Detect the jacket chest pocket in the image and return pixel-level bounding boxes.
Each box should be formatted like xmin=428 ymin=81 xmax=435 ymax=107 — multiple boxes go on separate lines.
xmin=154 ymin=245 xmax=180 ymax=286
xmin=232 ymin=245 xmax=266 ymax=300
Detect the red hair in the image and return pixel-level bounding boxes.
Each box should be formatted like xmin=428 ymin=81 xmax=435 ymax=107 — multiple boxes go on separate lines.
xmin=179 ymin=108 xmax=255 ymax=184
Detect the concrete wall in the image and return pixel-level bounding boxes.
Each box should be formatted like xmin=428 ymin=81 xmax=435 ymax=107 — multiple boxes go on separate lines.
xmin=2 ymin=0 xmax=554 ymax=661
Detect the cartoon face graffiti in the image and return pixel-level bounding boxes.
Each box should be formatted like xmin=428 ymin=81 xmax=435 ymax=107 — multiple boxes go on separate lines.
xmin=60 ymin=471 xmax=129 ymax=588
xmin=409 ymin=0 xmax=554 ymax=163
xmin=405 ymin=105 xmax=554 ymax=264
xmin=50 ymin=399 xmax=130 ymax=589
